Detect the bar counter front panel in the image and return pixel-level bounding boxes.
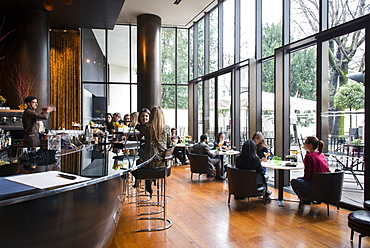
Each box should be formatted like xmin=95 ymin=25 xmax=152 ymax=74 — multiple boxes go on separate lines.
xmin=0 ymin=145 xmax=135 ymax=248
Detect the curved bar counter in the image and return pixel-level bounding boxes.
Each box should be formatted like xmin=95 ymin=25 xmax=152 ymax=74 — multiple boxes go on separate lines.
xmin=0 ymin=144 xmax=141 ymax=248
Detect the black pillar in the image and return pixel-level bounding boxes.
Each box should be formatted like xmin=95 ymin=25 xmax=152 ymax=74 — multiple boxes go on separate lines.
xmin=137 ymin=14 xmax=162 ymax=111
xmin=0 ymin=6 xmax=49 ymax=109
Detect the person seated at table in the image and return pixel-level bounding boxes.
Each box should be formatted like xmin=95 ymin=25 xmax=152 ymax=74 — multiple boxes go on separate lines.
xmin=129 ymin=112 xmax=138 ymax=128
xmin=214 ymin=132 xmax=231 ymax=172
xmin=105 ymin=113 xmax=114 ymax=133
xmin=290 ymin=136 xmax=330 ymax=204
xmin=214 ymin=132 xmax=231 ymax=151
xmin=171 ymin=127 xmax=189 ymax=165
xmin=192 ymin=134 xmax=225 ymax=180
xmin=131 ymin=106 xmax=172 ymax=196
xmin=252 ymin=131 xmax=269 ymax=162
xmin=123 ymin=114 xmax=131 ymax=126
xmin=112 ymin=112 xmax=123 ymax=125
xmin=136 ymin=108 xmax=150 ymax=132
xmin=235 ymin=140 xmax=272 ymax=201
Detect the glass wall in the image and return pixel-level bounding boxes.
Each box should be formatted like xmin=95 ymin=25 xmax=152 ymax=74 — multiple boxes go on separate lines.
xmin=262 ymin=0 xmax=282 ymax=57
xmin=240 ymin=0 xmax=255 ymax=60
xmin=329 ymin=0 xmax=370 ymax=28
xmin=289 ymin=46 xmax=317 ymax=160
xmin=240 ymin=66 xmax=249 ymax=144
xmin=290 ymin=0 xmax=319 ymax=42
xmin=209 ymin=8 xmax=218 ymax=72
xmin=223 ymin=0 xmax=235 ymax=66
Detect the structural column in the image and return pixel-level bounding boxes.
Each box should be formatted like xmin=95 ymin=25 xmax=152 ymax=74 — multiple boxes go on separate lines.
xmin=0 ymin=6 xmax=49 ymax=109
xmin=137 ymin=14 xmax=162 ymax=111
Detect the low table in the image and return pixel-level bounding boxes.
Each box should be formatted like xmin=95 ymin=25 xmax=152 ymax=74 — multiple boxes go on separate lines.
xmin=262 ymin=161 xmax=304 ymax=207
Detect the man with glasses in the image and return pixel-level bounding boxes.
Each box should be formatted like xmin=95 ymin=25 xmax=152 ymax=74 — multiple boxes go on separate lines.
xmin=22 ymin=96 xmax=55 ymax=148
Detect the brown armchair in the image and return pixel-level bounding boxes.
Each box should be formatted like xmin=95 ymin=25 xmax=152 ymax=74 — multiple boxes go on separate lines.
xmin=188 ymin=153 xmax=215 ymax=180
xmin=226 ymin=166 xmax=266 ymax=206
xmin=299 ymin=171 xmax=344 ymax=217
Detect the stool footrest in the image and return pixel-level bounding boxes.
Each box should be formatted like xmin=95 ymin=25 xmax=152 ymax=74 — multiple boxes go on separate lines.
xmin=136 ymin=217 xmax=173 ymax=232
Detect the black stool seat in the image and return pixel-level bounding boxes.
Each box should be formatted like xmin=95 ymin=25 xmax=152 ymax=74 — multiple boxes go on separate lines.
xmin=363 ymin=200 xmax=370 ymax=211
xmin=348 ymin=210 xmax=370 ymax=247
xmin=348 ymin=211 xmax=370 ymax=233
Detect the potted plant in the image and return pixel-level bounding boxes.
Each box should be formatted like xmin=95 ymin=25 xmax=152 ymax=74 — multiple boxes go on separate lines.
xmin=0 ymin=95 xmax=6 ymax=107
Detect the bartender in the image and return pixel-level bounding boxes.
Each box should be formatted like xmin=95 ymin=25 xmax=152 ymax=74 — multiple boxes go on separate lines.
xmin=22 ymin=96 xmax=55 ymax=148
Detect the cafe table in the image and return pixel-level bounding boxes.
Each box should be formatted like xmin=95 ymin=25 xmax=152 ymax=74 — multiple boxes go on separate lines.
xmin=262 ymin=161 xmax=304 ymax=207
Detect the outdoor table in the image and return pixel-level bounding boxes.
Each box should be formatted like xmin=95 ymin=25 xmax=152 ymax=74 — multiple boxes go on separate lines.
xmin=262 ymin=161 xmax=304 ymax=207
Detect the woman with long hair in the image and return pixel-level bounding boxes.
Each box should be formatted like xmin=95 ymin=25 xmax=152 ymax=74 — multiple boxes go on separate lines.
xmin=105 ymin=113 xmax=114 ymax=133
xmin=129 ymin=111 xmax=139 ymax=128
xmin=235 ymin=140 xmax=271 ymax=201
xmin=131 ymin=106 xmax=172 ymax=195
xmin=291 ymin=136 xmax=330 ymax=204
xmin=252 ymin=131 xmax=269 ymax=161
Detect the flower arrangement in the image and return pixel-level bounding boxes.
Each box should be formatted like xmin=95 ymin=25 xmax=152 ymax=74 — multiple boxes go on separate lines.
xmin=0 ymin=95 xmax=6 ymax=103
xmin=18 ymin=103 xmax=27 ymax=110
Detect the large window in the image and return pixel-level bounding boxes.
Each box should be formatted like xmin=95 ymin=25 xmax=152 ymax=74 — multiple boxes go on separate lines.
xmin=240 ymin=0 xmax=255 ymax=60
xmin=223 ymin=0 xmax=235 ymax=66
xmin=289 ymin=46 xmax=317 ymax=159
xmin=290 ymin=0 xmax=319 ymax=42
xmin=329 ymin=0 xmax=370 ymax=28
xmin=262 ymin=0 xmax=282 ymax=57
xmin=108 ymin=26 xmax=130 ymax=83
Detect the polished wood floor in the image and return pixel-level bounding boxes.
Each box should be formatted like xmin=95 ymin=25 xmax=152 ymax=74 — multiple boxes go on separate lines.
xmin=109 ymin=165 xmax=369 ymax=248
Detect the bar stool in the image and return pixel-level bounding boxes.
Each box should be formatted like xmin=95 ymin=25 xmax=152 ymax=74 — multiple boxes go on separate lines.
xmin=348 ymin=200 xmax=370 ymax=247
xmin=135 ymin=148 xmax=173 ymax=232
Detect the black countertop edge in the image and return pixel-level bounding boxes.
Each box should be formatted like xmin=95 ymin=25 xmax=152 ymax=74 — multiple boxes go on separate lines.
xmin=0 ymin=153 xmax=155 ymax=208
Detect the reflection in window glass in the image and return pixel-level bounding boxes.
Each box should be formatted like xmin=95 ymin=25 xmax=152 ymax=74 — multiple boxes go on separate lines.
xmin=82 ymin=29 xmax=106 ymax=82
xmin=210 ymin=8 xmax=218 ymax=72
xmin=108 ymin=84 xmax=131 ymax=117
xmin=208 ymin=78 xmax=216 ymax=140
xmin=223 ymin=0 xmax=235 ymax=67
xmin=198 ymin=82 xmax=203 ymax=139
xmin=108 ymin=26 xmax=130 ymax=82
xmin=323 ymin=29 xmax=365 ymax=208
xmin=177 ymin=29 xmax=189 ymax=84
xmin=240 ymin=0 xmax=255 ymax=60
xmin=290 ymin=0 xmax=319 ymax=42
xmin=131 ymin=26 xmax=137 ymax=83
xmin=240 ymin=66 xmax=249 ymax=145
xmin=131 ymin=84 xmax=137 ymax=112
xmin=218 ymin=73 xmax=231 ymax=142
xmin=198 ymin=19 xmax=205 ymax=77
xmin=162 ymin=28 xmax=176 ymax=84
xmin=161 ymin=85 xmax=176 ymax=128
xmin=262 ymin=0 xmax=282 ymax=57
xmin=289 ymin=46 xmax=317 ymax=163
xmin=83 ymin=83 xmax=106 ymax=125
xmin=189 ymin=28 xmax=194 ymax=80
xmin=177 ymin=85 xmax=189 ymax=135
xmin=329 ymin=0 xmax=370 ymax=28
xmin=261 ymin=59 xmax=275 ymax=153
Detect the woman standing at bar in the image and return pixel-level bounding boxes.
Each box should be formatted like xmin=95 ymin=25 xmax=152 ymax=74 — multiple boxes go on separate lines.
xmin=131 ymin=106 xmax=172 ymax=195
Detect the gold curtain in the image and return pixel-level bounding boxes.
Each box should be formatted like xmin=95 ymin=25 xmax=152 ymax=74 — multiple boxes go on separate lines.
xmin=50 ymin=29 xmax=81 ymax=129
xmin=50 ymin=29 xmax=81 ymax=170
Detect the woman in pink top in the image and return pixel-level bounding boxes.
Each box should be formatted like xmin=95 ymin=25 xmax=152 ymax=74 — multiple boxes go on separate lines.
xmin=291 ymin=136 xmax=330 ymax=204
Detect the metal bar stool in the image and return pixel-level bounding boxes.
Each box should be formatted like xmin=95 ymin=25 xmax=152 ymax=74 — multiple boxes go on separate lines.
xmin=135 ymin=148 xmax=173 ymax=232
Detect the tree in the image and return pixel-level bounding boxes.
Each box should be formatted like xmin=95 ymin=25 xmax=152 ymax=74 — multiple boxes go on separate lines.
xmin=292 ymin=0 xmax=369 ymax=135
xmin=334 ymin=81 xmax=365 ymax=130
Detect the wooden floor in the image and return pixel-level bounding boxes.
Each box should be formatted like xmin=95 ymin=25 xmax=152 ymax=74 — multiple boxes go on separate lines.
xmin=109 ymin=165 xmax=369 ymax=248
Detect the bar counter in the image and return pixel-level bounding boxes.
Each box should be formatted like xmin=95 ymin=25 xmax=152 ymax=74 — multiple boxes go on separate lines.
xmin=0 ymin=144 xmax=139 ymax=248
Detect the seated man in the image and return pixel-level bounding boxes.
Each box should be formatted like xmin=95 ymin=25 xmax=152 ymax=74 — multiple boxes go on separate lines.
xmin=191 ymin=134 xmax=225 ymax=180
xmin=171 ymin=127 xmax=189 ymax=165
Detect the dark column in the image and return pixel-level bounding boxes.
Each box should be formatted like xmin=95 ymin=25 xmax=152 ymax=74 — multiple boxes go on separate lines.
xmin=0 ymin=6 xmax=49 ymax=109
xmin=137 ymin=14 xmax=161 ymax=111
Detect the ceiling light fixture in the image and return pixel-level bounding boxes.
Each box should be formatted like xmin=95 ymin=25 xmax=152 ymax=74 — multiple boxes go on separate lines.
xmin=44 ymin=0 xmax=73 ymax=11
xmin=173 ymin=0 xmax=182 ymax=5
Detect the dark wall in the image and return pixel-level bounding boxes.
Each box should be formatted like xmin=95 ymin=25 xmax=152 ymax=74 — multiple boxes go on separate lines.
xmin=0 ymin=6 xmax=49 ymax=109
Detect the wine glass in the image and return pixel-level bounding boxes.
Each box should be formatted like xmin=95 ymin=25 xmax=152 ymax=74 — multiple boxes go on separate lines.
xmin=264 ymin=152 xmax=270 ymax=160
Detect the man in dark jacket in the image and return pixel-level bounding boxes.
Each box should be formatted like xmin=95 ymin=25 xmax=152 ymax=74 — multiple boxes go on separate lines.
xmin=191 ymin=134 xmax=225 ymax=180
xmin=22 ymin=96 xmax=55 ymax=148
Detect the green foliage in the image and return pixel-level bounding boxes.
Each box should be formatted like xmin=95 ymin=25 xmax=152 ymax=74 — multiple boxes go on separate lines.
xmin=333 ymin=81 xmax=365 ymax=111
xmin=262 ymin=22 xmax=282 ymax=58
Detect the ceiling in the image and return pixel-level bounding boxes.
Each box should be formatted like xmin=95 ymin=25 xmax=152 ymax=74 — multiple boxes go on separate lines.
xmin=118 ymin=0 xmax=217 ymax=28
xmin=0 ymin=0 xmax=125 ymax=29
xmin=0 ymin=0 xmax=217 ymax=29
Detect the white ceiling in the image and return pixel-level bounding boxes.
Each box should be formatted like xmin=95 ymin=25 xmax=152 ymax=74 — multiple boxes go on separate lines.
xmin=117 ymin=0 xmax=218 ymax=28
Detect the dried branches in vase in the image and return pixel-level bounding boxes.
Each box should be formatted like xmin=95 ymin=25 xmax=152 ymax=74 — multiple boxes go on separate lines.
xmin=6 ymin=61 xmax=37 ymax=105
